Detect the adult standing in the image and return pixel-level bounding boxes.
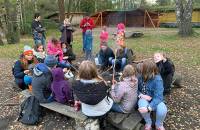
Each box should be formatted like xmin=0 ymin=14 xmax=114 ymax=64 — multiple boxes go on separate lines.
xmin=32 ymin=13 xmax=46 ymax=46
xmin=60 ymin=18 xmax=74 ymax=47
xmin=80 ymin=13 xmax=95 ymax=53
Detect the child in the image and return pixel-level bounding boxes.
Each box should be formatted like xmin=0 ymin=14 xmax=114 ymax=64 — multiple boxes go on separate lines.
xmin=47 ymin=37 xmax=63 ymax=62
xmin=13 ymin=45 xmax=38 ymax=90
xmin=51 ymin=68 xmax=73 ymax=104
xmin=110 ymin=65 xmax=138 ymax=113
xmin=154 ymin=52 xmax=174 ymax=95
xmin=32 ymin=63 xmax=53 ymax=103
xmin=47 ymin=38 xmax=70 ymax=68
xmin=33 ymin=43 xmax=46 ymax=63
xmin=137 ymin=60 xmax=167 ymax=130
xmin=32 ymin=13 xmax=46 ymax=46
xmin=61 ymin=43 xmax=76 ymax=63
xmin=116 ymin=23 xmax=125 ymax=47
xmin=99 ymin=26 xmax=109 ymax=48
xmin=44 ymin=55 xmax=58 ymax=69
xmin=112 ymin=44 xmax=133 ymax=71
xmin=72 ymin=60 xmax=113 ymax=118
xmin=60 ymin=18 xmax=75 ymax=47
xmin=97 ymin=42 xmax=114 ymax=70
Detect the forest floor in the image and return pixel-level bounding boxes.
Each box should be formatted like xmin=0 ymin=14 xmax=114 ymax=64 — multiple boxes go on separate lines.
xmin=0 ymin=28 xmax=199 ymax=130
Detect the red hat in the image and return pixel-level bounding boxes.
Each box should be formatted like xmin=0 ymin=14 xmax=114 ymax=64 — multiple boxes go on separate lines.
xmin=23 ymin=45 xmax=33 ymax=55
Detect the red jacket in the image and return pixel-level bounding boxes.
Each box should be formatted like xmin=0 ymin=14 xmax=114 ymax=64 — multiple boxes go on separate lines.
xmin=80 ymin=18 xmax=95 ymax=32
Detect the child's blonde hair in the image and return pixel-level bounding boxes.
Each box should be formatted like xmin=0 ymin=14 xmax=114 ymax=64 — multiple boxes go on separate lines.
xmin=154 ymin=52 xmax=167 ymax=58
xmin=121 ymin=65 xmax=136 ymax=79
xmin=78 ymin=60 xmax=100 ymax=80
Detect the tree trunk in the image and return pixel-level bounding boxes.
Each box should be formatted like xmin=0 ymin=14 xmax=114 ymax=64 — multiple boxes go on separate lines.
xmin=0 ymin=17 xmax=4 ymax=45
xmin=66 ymin=0 xmax=72 ymax=18
xmin=58 ymin=0 xmax=65 ymax=23
xmin=4 ymin=0 xmax=20 ymax=44
xmin=175 ymin=0 xmax=193 ymax=37
xmin=34 ymin=0 xmax=38 ymax=12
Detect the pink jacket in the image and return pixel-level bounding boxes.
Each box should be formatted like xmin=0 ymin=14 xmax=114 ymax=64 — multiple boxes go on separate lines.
xmin=47 ymin=40 xmax=63 ymax=61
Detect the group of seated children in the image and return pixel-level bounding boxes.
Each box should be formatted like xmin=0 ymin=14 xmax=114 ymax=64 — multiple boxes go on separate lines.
xmin=13 ymin=37 xmax=76 ymax=91
xmin=13 ymin=51 xmax=169 ymax=130
xmin=73 ymin=60 xmax=167 ymax=130
xmin=12 ymin=25 xmax=175 ymax=130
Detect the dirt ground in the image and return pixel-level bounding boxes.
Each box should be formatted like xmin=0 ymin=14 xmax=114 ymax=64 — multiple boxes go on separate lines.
xmin=0 ymin=27 xmax=200 ymax=130
xmin=0 ymin=57 xmax=199 ymax=130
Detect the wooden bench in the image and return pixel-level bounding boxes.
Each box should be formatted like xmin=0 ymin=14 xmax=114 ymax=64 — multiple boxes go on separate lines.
xmin=20 ymin=90 xmax=143 ymax=130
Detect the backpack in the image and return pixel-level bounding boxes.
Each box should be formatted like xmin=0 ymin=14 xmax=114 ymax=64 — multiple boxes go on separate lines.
xmin=18 ymin=96 xmax=41 ymax=125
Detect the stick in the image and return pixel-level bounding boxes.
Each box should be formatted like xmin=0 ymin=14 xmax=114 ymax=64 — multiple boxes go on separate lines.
xmin=112 ymin=49 xmax=117 ymax=81
xmin=132 ymin=58 xmax=153 ymax=64
xmin=100 ymin=66 xmax=113 ymax=75
xmin=65 ymin=61 xmax=79 ymax=72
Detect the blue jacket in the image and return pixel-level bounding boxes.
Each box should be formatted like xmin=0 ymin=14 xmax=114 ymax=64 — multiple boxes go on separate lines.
xmin=138 ymin=75 xmax=164 ymax=110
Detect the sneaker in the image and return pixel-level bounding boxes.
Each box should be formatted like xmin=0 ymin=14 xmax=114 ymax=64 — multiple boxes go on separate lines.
xmin=156 ymin=126 xmax=165 ymax=130
xmin=144 ymin=124 xmax=152 ymax=130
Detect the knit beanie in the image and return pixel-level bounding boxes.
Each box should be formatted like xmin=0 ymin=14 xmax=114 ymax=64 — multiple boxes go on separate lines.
xmin=23 ymin=45 xmax=33 ymax=55
xmin=44 ymin=55 xmax=58 ymax=68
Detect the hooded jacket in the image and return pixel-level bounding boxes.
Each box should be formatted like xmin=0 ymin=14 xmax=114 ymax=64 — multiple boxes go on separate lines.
xmin=32 ymin=63 xmax=52 ymax=103
xmin=110 ymin=77 xmax=138 ymax=113
xmin=72 ymin=79 xmax=113 ymax=117
xmin=51 ymin=68 xmax=72 ymax=104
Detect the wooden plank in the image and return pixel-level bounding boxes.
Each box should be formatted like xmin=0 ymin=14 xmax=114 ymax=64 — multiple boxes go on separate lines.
xmin=21 ymin=90 xmax=87 ymax=121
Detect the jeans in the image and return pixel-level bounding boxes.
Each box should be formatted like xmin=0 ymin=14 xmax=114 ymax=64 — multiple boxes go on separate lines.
xmin=84 ymin=31 xmax=93 ymax=60
xmin=98 ymin=55 xmax=113 ymax=67
xmin=111 ymin=103 xmax=124 ymax=113
xmin=112 ymin=58 xmax=127 ymax=71
xmin=138 ymin=98 xmax=167 ymax=127
xmin=33 ymin=32 xmax=46 ymax=47
xmin=15 ymin=78 xmax=27 ymax=90
xmin=24 ymin=75 xmax=32 ymax=86
xmin=57 ymin=61 xmax=71 ymax=68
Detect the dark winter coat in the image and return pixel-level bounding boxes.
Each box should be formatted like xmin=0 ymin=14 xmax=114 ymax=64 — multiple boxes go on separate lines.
xmin=99 ymin=47 xmax=115 ymax=67
xmin=32 ymin=63 xmax=52 ymax=103
xmin=63 ymin=47 xmax=76 ymax=62
xmin=156 ymin=59 xmax=174 ymax=92
xmin=72 ymin=80 xmax=109 ymax=105
xmin=60 ymin=24 xmax=74 ymax=45
xmin=51 ymin=68 xmax=72 ymax=104
xmin=32 ymin=20 xmax=45 ymax=39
